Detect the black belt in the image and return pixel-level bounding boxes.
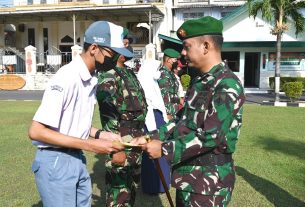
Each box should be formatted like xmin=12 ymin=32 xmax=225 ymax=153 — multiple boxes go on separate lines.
xmin=186 ymin=153 xmax=232 ymax=167
xmin=120 ymin=120 xmax=145 ymax=129
xmin=38 ymin=147 xmax=81 ymax=153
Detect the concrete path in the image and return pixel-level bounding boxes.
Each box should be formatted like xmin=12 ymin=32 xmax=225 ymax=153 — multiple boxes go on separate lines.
xmin=1 ymin=90 xmax=305 ymax=104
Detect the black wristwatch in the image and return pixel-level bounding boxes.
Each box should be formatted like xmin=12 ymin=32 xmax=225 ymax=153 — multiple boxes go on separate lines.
xmin=95 ymin=129 xmax=102 ymax=139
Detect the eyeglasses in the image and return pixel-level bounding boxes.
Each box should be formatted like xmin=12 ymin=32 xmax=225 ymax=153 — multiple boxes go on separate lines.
xmin=98 ymin=47 xmax=116 ymax=58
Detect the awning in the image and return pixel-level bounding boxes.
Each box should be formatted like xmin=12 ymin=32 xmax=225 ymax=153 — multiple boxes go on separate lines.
xmin=158 ymin=34 xmax=182 ymax=52
xmin=0 ymin=4 xmax=164 ymax=22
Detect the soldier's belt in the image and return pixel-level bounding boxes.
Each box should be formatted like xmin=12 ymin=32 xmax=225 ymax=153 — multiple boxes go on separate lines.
xmin=120 ymin=120 xmax=145 ymax=129
xmin=186 ymin=153 xmax=232 ymax=167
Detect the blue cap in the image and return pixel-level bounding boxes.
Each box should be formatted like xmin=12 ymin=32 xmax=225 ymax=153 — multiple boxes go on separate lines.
xmin=84 ymin=21 xmax=134 ymax=58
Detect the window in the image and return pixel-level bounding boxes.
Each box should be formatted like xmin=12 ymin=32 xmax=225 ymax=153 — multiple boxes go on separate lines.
xmin=183 ymin=12 xmax=204 ymax=21
xmin=221 ymin=52 xmax=240 ymax=72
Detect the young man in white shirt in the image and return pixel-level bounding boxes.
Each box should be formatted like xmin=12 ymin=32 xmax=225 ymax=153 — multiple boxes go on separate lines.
xmin=28 ymin=21 xmax=133 ymax=207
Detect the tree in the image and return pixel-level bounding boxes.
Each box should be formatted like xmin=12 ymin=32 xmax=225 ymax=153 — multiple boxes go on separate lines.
xmin=247 ymin=0 xmax=305 ymax=102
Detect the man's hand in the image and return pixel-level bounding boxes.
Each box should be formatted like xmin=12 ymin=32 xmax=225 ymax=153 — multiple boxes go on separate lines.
xmin=99 ymin=131 xmax=122 ymax=142
xmin=145 ymin=139 xmax=163 ymax=159
xmin=89 ymin=138 xmax=124 ymax=154
xmin=130 ymin=136 xmax=148 ymax=146
xmin=111 ymin=151 xmax=127 ymax=166
xmin=167 ymin=114 xmax=173 ymax=121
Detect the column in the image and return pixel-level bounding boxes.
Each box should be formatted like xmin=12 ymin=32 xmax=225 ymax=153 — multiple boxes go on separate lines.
xmin=71 ymin=45 xmax=82 ymax=60
xmin=25 ymin=45 xmax=37 ymax=75
xmin=145 ymin=43 xmax=156 ymax=60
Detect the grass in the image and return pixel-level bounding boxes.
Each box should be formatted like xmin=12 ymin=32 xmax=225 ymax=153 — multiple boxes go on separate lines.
xmin=0 ymin=101 xmax=304 ymax=207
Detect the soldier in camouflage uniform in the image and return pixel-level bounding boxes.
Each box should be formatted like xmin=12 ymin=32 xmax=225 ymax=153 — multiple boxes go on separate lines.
xmin=158 ymin=48 xmax=181 ymax=121
xmin=133 ymin=16 xmax=245 ymax=207
xmin=96 ymin=46 xmax=148 ymax=207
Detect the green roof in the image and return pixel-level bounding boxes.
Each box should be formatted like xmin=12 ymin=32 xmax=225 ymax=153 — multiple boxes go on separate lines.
xmin=223 ymin=41 xmax=305 ymax=48
xmin=158 ymin=34 xmax=305 ymax=48
xmin=158 ymin=34 xmax=182 ymax=44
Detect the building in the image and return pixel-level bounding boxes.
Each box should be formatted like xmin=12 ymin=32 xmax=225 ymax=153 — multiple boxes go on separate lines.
xmin=0 ymin=0 xmax=304 ymax=91
xmin=160 ymin=1 xmax=305 ymax=90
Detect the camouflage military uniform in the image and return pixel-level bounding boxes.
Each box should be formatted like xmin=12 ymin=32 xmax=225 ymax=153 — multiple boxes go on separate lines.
xmin=158 ymin=66 xmax=180 ymax=119
xmin=96 ymin=66 xmax=147 ymax=207
xmin=150 ymin=63 xmax=245 ymax=207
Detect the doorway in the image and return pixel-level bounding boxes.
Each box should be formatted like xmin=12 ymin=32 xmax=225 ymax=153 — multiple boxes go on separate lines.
xmin=244 ymin=52 xmax=260 ymax=87
xmin=28 ymin=28 xmax=35 ymax=46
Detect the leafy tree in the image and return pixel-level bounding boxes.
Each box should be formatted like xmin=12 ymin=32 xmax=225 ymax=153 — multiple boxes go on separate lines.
xmin=247 ymin=0 xmax=305 ymax=102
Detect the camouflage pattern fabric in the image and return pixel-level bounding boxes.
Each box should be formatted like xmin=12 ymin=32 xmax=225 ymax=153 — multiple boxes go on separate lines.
xmin=96 ymin=66 xmax=147 ymax=207
xmin=176 ymin=188 xmax=232 ymax=207
xmin=158 ymin=66 xmax=180 ymax=119
xmin=150 ymin=63 xmax=245 ymax=205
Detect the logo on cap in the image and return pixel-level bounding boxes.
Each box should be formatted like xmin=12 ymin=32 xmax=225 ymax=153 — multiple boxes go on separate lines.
xmin=93 ymin=37 xmax=106 ymax=44
xmin=178 ymin=28 xmax=187 ymax=38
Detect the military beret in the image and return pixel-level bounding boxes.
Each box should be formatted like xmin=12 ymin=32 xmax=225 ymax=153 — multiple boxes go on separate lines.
xmin=163 ymin=48 xmax=180 ymax=58
xmin=177 ymin=16 xmax=223 ymax=40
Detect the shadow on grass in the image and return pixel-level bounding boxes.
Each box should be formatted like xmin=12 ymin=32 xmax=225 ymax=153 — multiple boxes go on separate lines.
xmin=236 ymin=166 xmax=305 ymax=207
xmin=90 ymin=154 xmax=107 ymax=207
xmin=32 ymin=201 xmax=42 ymax=207
xmin=90 ymin=154 xmax=165 ymax=207
xmin=258 ymin=136 xmax=305 ymax=160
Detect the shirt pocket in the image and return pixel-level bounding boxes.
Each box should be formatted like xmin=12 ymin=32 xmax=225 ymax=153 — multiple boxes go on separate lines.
xmin=185 ymin=90 xmax=210 ymax=130
xmin=125 ymin=96 xmax=144 ymax=112
xmin=31 ymin=160 xmax=40 ymax=174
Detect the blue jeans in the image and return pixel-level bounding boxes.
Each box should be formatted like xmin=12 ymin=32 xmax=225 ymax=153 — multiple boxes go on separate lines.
xmin=32 ymin=148 xmax=91 ymax=207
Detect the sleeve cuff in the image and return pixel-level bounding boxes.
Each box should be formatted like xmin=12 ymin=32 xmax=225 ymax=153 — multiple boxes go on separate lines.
xmin=161 ymin=141 xmax=174 ymax=164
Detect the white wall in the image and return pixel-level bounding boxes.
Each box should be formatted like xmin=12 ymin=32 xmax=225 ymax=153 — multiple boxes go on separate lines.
xmin=224 ymin=11 xmax=305 ymax=42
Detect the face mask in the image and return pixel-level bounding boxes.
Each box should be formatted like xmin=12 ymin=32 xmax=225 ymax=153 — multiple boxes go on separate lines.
xmin=95 ymin=55 xmax=117 ymax=72
xmin=172 ymin=61 xmax=178 ymax=70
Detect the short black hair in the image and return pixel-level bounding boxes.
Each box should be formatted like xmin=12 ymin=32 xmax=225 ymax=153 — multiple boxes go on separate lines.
xmin=198 ymin=35 xmax=223 ymax=51
xmin=83 ymin=42 xmax=91 ymax=52
xmin=210 ymin=35 xmax=223 ymax=50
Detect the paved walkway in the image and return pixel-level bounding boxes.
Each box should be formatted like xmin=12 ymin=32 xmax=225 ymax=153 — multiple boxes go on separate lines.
xmin=1 ymin=90 xmax=305 ymax=104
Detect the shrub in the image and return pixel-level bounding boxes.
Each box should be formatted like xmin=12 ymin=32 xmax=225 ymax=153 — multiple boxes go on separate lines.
xmin=282 ymin=82 xmax=303 ymax=102
xmin=181 ymin=74 xmax=191 ymax=90
xmin=269 ymin=77 xmax=305 ymax=91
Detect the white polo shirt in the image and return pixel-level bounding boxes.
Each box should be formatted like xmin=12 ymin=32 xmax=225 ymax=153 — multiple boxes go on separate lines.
xmin=32 ymin=55 xmax=97 ymax=147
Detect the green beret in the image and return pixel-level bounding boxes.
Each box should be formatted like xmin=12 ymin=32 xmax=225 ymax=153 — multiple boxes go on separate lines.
xmin=177 ymin=16 xmax=223 ymax=40
xmin=163 ymin=48 xmax=180 ymax=58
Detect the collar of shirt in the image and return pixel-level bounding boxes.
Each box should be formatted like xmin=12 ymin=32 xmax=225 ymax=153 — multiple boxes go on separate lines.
xmin=206 ymin=62 xmax=225 ymax=77
xmin=76 ymin=55 xmax=98 ymax=85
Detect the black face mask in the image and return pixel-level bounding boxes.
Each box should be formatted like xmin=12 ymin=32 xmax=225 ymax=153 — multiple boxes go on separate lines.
xmin=95 ymin=55 xmax=117 ymax=72
xmin=172 ymin=61 xmax=178 ymax=70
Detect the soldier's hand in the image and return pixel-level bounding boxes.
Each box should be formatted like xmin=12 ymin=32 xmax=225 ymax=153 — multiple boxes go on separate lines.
xmin=145 ymin=140 xmax=163 ymax=159
xmin=89 ymin=138 xmax=124 ymax=154
xmin=111 ymin=151 xmax=127 ymax=166
xmin=99 ymin=131 xmax=122 ymax=142
xmin=167 ymin=114 xmax=173 ymax=121
xmin=130 ymin=136 xmax=148 ymax=146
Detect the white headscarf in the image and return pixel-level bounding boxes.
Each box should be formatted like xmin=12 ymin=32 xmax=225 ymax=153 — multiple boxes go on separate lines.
xmin=137 ymin=59 xmax=168 ymax=131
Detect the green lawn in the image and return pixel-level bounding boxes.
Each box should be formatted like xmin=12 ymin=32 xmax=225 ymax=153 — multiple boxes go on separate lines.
xmin=0 ymin=101 xmax=304 ymax=207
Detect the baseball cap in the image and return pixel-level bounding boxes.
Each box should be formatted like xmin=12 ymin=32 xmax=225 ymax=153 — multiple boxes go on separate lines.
xmin=84 ymin=21 xmax=134 ymax=58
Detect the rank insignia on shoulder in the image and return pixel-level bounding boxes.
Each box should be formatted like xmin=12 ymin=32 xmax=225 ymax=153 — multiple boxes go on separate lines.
xmin=51 ymin=85 xmax=63 ymax=92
